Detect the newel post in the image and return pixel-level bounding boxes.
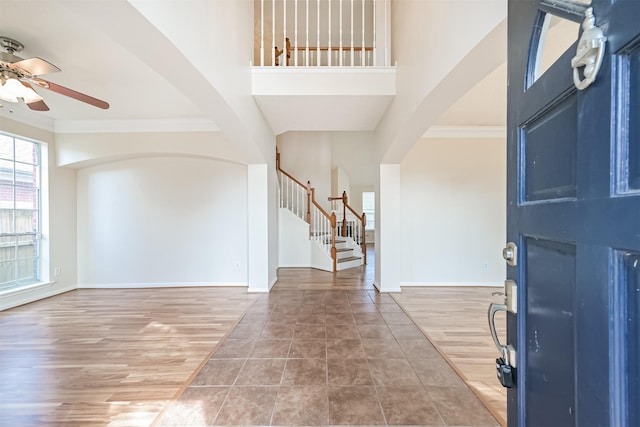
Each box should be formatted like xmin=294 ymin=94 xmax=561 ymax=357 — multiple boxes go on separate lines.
xmin=341 ymin=190 xmax=348 ymax=237
xmin=331 ymin=212 xmax=337 ymax=272
xmin=276 ymin=150 xmax=280 ymax=170
xmin=306 ymin=181 xmax=312 ymax=224
xmin=362 ymin=212 xmax=367 ymax=265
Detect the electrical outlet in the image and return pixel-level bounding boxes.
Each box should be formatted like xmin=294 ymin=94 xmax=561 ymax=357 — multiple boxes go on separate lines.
xmin=234 ymin=262 xmax=240 ymax=270
xmin=483 ymin=262 xmax=489 ymax=270
xmin=53 ymin=266 xmax=61 ymax=277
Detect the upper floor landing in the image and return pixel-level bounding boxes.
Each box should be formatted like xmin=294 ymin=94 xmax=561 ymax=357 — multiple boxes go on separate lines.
xmin=251 ymin=0 xmax=396 ymax=134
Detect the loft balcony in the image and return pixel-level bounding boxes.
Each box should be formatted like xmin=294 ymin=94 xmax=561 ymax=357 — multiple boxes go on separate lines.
xmin=251 ymin=0 xmax=396 ymax=134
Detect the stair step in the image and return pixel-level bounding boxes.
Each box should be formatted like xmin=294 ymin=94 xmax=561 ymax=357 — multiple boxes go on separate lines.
xmin=336 ymin=248 xmax=352 ymax=253
xmin=337 ymin=256 xmax=361 ymax=263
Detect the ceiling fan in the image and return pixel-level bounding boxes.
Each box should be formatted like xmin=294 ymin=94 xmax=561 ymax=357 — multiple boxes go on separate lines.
xmin=0 ymin=36 xmax=109 ymax=111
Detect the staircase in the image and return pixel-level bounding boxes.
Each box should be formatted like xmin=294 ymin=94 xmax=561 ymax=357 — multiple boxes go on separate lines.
xmin=335 ymin=238 xmax=364 ymax=270
xmin=277 ymin=152 xmax=365 ymax=272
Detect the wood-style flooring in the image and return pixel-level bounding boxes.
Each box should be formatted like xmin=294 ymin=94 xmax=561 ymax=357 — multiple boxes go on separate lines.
xmin=0 ymin=288 xmax=258 ymax=427
xmin=0 ymin=248 xmax=506 ymax=426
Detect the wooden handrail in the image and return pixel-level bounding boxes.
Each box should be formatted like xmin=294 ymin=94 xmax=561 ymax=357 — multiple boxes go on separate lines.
xmin=275 ymin=39 xmax=374 ymax=66
xmin=290 ymin=46 xmax=374 ymax=52
xmin=311 ymin=188 xmax=332 ymax=220
xmin=276 ymin=149 xmax=306 ymax=189
xmin=276 ymin=149 xmax=338 ymax=271
xmin=278 ymin=166 xmax=307 ymax=190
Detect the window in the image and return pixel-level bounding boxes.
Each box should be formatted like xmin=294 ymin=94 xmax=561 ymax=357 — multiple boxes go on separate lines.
xmin=362 ymin=191 xmax=375 ymax=230
xmin=0 ymin=133 xmax=41 ymax=291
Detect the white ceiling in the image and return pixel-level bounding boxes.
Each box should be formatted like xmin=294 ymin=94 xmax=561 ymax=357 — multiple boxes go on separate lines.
xmin=0 ymin=1 xmax=207 ymax=128
xmin=0 ymin=1 xmax=517 ymax=135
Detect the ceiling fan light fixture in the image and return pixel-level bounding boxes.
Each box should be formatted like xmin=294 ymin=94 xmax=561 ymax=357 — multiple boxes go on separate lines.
xmin=0 ymin=76 xmax=43 ymax=103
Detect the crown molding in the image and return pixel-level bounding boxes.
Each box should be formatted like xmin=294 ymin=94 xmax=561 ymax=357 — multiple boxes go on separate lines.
xmin=422 ymin=125 xmax=506 ymax=139
xmin=54 ymin=118 xmax=220 ymax=134
xmin=0 ymin=104 xmax=55 ymax=132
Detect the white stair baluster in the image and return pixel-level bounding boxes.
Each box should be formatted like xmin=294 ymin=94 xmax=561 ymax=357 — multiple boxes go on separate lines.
xmin=350 ymin=0 xmax=354 ymax=66
xmin=295 ymin=0 xmax=298 ymax=66
xmin=328 ymin=0 xmax=332 ymax=66
xmin=361 ymin=0 xmax=365 ymax=66
xmin=306 ymin=0 xmax=309 ymax=66
xmin=272 ymin=0 xmax=276 ymax=66
xmin=373 ymin=0 xmax=377 ymax=66
xmin=339 ymin=0 xmax=343 ymax=66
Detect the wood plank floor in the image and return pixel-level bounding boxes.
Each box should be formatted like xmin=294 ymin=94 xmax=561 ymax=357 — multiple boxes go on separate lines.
xmin=0 ymin=288 xmax=258 ymax=427
xmin=0 ymin=248 xmax=506 ymax=426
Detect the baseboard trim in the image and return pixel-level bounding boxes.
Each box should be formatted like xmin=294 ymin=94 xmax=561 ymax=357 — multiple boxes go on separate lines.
xmin=1 ymin=283 xmax=76 ymax=311
xmin=401 ymin=281 xmax=503 ymax=288
xmin=77 ymin=282 xmax=248 ymax=289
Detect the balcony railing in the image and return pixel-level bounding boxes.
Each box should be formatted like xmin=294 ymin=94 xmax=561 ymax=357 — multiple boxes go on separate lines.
xmin=256 ymin=0 xmax=390 ymax=67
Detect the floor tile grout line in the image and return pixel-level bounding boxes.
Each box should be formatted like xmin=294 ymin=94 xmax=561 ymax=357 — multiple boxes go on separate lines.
xmin=148 ymin=293 xmax=260 ymax=427
xmin=390 ymin=292 xmax=504 ymax=427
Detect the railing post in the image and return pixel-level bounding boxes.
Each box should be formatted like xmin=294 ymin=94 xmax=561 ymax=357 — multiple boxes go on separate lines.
xmin=306 ymin=180 xmax=312 ymax=224
xmin=276 ymin=150 xmax=280 ymax=170
xmin=362 ymin=212 xmax=367 ymax=265
xmin=341 ymin=190 xmax=347 ymax=237
xmin=331 ymin=212 xmax=337 ymax=272
xmin=310 ymin=187 xmax=317 ymax=239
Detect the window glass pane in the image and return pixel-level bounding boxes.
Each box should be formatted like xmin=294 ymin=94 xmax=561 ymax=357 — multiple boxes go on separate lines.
xmin=17 ymin=234 xmax=37 ymax=284
xmin=0 ymin=183 xmax=15 ymax=212
xmin=0 ymin=135 xmax=13 ymax=160
xmin=362 ymin=192 xmax=375 ymax=230
xmin=0 ymin=159 xmax=14 ymax=184
xmin=0 ymin=132 xmax=42 ymax=289
xmin=15 ymin=139 xmax=37 ymax=165
xmin=531 ymin=13 xmax=580 ymax=84
xmin=15 ymin=210 xmax=37 ymax=233
xmin=0 ymin=260 xmax=17 ymax=290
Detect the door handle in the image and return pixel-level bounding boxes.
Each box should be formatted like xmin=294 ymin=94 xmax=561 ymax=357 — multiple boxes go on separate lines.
xmin=488 ymin=281 xmax=517 ymax=367
xmin=488 ymin=302 xmax=508 ymax=357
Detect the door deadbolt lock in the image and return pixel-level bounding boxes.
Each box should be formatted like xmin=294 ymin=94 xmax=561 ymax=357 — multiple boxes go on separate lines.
xmin=502 ymin=242 xmax=517 ymax=267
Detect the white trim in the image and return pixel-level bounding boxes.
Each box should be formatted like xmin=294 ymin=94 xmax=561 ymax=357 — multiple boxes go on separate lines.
xmin=421 ymin=125 xmax=506 ymax=139
xmin=54 ymin=118 xmax=219 ymax=134
xmin=269 ymin=276 xmax=278 ymax=290
xmin=373 ymin=282 xmax=401 ymax=293
xmin=0 ymin=283 xmax=75 ymax=311
xmin=76 ymin=282 xmax=248 ymax=289
xmin=401 ymin=281 xmax=503 ymax=287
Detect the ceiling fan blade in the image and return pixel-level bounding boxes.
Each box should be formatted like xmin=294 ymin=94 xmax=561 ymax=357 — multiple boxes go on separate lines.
xmin=19 ymin=81 xmax=48 ymax=110
xmin=31 ymin=78 xmax=109 ymax=110
xmin=12 ymin=57 xmax=61 ymax=76
xmin=26 ymin=100 xmax=50 ymax=111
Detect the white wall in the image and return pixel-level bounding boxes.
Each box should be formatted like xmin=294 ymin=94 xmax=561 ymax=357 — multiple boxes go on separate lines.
xmin=330 ymin=131 xmax=376 ymax=213
xmin=278 ymin=208 xmax=311 ymax=267
xmin=0 ymin=118 xmax=77 ymax=310
xmin=400 ymin=137 xmax=506 ymax=286
xmin=77 ymin=156 xmax=248 ymax=287
xmin=377 ymin=0 xmax=506 ymax=162
xmin=277 ymin=132 xmax=332 ymax=210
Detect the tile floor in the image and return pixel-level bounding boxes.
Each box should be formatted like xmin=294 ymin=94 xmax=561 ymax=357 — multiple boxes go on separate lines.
xmin=155 ymin=289 xmax=499 ymax=426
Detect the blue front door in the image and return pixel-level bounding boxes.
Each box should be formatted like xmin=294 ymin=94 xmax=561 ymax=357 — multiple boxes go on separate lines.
xmin=507 ymin=0 xmax=640 ymax=425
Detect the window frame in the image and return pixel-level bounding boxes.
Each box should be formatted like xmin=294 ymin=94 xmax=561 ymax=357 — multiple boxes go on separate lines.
xmin=0 ymin=132 xmax=42 ymax=292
